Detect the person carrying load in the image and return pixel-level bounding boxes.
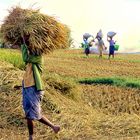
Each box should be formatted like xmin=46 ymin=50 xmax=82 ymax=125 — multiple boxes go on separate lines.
xmin=82 ymin=33 xmax=92 ymax=57
xmin=107 ymin=31 xmax=117 ymax=59
xmin=21 ymin=35 xmax=60 ymax=140
xmin=96 ymin=29 xmax=106 ymax=58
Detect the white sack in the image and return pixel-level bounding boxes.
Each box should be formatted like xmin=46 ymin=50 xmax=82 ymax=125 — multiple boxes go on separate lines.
xmin=107 ymin=31 xmax=116 ymax=37
xmin=97 ymin=29 xmax=103 ymax=38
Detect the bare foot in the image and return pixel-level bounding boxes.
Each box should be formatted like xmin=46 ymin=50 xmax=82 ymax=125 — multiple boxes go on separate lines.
xmin=53 ymin=125 xmax=60 ymax=133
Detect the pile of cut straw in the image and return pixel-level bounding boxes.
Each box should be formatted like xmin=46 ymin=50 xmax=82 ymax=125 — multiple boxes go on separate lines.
xmin=1 ymin=6 xmax=70 ymax=55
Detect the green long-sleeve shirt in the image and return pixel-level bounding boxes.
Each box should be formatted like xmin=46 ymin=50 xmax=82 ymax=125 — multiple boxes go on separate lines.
xmin=21 ymin=44 xmax=44 ymax=91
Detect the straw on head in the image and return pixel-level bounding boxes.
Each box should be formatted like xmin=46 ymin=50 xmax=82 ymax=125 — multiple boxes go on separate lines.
xmin=1 ymin=6 xmax=70 ymax=55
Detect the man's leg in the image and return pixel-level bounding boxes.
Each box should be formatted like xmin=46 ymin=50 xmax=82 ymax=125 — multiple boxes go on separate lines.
xmin=39 ymin=116 xmax=60 ymax=133
xmin=99 ymin=49 xmax=102 ymax=58
xmin=100 ymin=48 xmax=103 ymax=58
xmin=112 ymin=54 xmax=114 ymax=58
xmin=27 ymin=119 xmax=34 ymax=140
xmin=108 ymin=53 xmax=111 ymax=59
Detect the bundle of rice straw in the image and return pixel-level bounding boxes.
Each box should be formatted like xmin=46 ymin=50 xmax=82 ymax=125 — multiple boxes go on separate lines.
xmin=1 ymin=6 xmax=70 ymax=55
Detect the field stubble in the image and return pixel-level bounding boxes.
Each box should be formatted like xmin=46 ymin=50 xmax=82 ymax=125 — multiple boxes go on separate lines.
xmin=0 ymin=49 xmax=140 ymax=139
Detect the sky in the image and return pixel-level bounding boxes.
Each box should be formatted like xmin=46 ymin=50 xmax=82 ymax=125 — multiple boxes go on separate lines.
xmin=0 ymin=0 xmax=140 ymax=52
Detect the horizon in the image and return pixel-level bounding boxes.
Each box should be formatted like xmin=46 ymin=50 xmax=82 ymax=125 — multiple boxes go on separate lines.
xmin=0 ymin=0 xmax=140 ymax=52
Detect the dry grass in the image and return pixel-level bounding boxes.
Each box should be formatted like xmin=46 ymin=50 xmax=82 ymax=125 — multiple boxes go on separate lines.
xmin=1 ymin=6 xmax=70 ymax=55
xmin=44 ymin=49 xmax=140 ymax=79
xmin=0 ymin=49 xmax=140 ymax=140
xmin=82 ymin=84 xmax=140 ymax=115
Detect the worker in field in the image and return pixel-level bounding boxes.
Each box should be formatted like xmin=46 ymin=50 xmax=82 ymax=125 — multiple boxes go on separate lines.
xmin=96 ymin=36 xmax=106 ymax=58
xmin=107 ymin=36 xmax=116 ymax=59
xmin=21 ymin=35 xmax=60 ymax=140
xmin=83 ymin=38 xmax=90 ymax=57
xmin=82 ymin=33 xmax=95 ymax=57
xmin=107 ymin=32 xmax=116 ymax=59
xmin=82 ymin=33 xmax=92 ymax=57
xmin=95 ymin=29 xmax=106 ymax=58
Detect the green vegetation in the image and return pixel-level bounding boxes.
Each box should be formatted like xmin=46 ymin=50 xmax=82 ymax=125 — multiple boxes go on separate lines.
xmin=79 ymin=77 xmax=140 ymax=89
xmin=0 ymin=49 xmax=25 ymax=69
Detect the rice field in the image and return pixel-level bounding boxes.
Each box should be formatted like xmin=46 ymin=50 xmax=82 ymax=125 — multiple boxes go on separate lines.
xmin=44 ymin=49 xmax=140 ymax=79
xmin=0 ymin=48 xmax=140 ymax=140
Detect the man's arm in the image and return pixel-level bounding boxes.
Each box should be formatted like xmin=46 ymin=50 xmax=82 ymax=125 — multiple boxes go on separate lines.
xmin=21 ymin=44 xmax=29 ymax=63
xmin=107 ymin=37 xmax=110 ymax=42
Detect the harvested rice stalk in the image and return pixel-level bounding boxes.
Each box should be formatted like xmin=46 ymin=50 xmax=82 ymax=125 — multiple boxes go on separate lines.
xmin=1 ymin=6 xmax=70 ymax=55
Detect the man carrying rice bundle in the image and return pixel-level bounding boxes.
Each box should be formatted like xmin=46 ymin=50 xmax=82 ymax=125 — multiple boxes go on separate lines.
xmin=1 ymin=6 xmax=70 ymax=140
xmin=21 ymin=35 xmax=60 ymax=140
